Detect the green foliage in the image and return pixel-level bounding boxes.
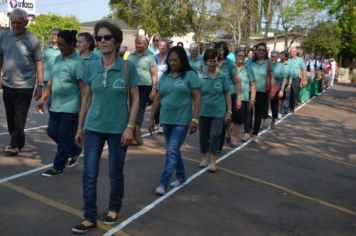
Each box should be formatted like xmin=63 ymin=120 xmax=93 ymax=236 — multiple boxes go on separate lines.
xmin=302 ymin=21 xmax=341 ymax=57
xmin=110 ymin=0 xmax=191 ymax=38
xmin=28 ymin=14 xmax=80 ymax=41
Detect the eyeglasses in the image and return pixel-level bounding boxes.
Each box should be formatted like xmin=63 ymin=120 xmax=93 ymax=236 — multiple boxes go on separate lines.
xmin=153 ymin=39 xmax=159 ymax=42
xmin=95 ymin=35 xmax=114 ymax=42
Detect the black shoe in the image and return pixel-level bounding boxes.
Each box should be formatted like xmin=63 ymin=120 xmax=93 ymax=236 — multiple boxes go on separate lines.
xmin=68 ymin=154 xmax=81 ymax=168
xmin=103 ymin=212 xmax=118 ymax=225
xmin=72 ymin=221 xmax=97 ymax=234
xmin=41 ymin=169 xmax=63 ymax=177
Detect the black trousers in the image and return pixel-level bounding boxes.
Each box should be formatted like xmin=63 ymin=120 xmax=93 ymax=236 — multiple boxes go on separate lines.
xmin=270 ymin=93 xmax=279 ymax=120
xmin=289 ymin=77 xmax=301 ymax=112
xmin=253 ymin=92 xmax=269 ymax=135
xmin=3 ymin=86 xmax=34 ymax=149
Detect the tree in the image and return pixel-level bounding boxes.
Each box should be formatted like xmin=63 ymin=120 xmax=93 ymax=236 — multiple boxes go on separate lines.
xmin=302 ymin=21 xmax=341 ymax=57
xmin=28 ymin=14 xmax=80 ymax=42
xmin=110 ymin=0 xmax=191 ymax=38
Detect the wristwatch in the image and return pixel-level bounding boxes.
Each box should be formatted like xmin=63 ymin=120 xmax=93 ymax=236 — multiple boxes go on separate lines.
xmin=192 ymin=118 xmax=199 ymax=125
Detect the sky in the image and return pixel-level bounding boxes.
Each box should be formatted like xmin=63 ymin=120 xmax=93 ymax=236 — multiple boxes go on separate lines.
xmin=1 ymin=0 xmax=112 ymax=23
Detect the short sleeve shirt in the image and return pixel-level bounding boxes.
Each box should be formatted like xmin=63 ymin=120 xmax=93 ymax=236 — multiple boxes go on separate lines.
xmin=219 ymin=58 xmax=238 ymax=95
xmin=0 ymin=30 xmax=42 ymax=88
xmin=288 ymin=56 xmax=306 ymax=78
xmin=248 ymin=59 xmax=270 ymax=92
xmin=128 ymin=50 xmax=157 ymax=86
xmin=188 ymin=55 xmax=203 ymax=73
xmin=50 ymin=52 xmax=85 ymax=113
xmin=82 ymin=51 xmax=99 ymax=66
xmin=43 ymin=45 xmax=61 ymax=82
xmin=158 ymin=70 xmax=200 ymax=126
xmin=238 ymin=66 xmax=255 ymax=102
xmin=84 ymin=58 xmax=139 ymax=134
xmin=199 ymin=69 xmax=230 ymax=117
xmin=273 ymin=61 xmax=291 ymax=89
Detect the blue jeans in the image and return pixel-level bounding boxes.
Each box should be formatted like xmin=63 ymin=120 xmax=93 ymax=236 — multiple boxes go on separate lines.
xmin=136 ymin=85 xmax=152 ymax=126
xmin=160 ymin=125 xmax=188 ymax=186
xmin=82 ymin=130 xmax=127 ymax=223
xmin=47 ymin=111 xmax=81 ymax=170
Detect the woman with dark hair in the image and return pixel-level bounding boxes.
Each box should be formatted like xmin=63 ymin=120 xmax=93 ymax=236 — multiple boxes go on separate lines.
xmin=247 ymin=42 xmax=274 ymax=142
xmin=77 ymin=32 xmax=97 ymax=65
xmin=149 ymin=46 xmax=200 ymax=195
xmin=72 ymin=21 xmax=140 ymax=233
xmin=37 ymin=30 xmax=86 ymax=175
xmin=215 ymin=42 xmax=242 ymax=151
xmin=235 ymin=49 xmax=256 ymax=143
xmin=198 ymin=49 xmax=231 ymax=172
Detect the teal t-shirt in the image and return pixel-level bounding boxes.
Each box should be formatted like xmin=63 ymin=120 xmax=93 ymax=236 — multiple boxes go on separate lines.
xmin=219 ymin=58 xmax=237 ymax=95
xmin=248 ymin=59 xmax=270 ymax=92
xmin=273 ymin=61 xmax=291 ymax=89
xmin=288 ymin=56 xmax=306 ymax=78
xmin=128 ymin=50 xmax=157 ymax=86
xmin=199 ymin=69 xmax=230 ymax=117
xmin=82 ymin=51 xmax=99 ymax=66
xmin=50 ymin=52 xmax=85 ymax=113
xmin=188 ymin=55 xmax=203 ymax=73
xmin=238 ymin=66 xmax=255 ymax=102
xmin=83 ymin=58 xmax=139 ymax=134
xmin=43 ymin=45 xmax=61 ymax=82
xmin=158 ymin=70 xmax=200 ymax=126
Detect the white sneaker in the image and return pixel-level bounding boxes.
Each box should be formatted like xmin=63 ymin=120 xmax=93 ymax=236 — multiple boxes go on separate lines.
xmin=155 ymin=185 xmax=166 ymax=195
xmin=278 ymin=113 xmax=282 ymax=119
xmin=158 ymin=126 xmax=163 ymax=134
xmin=170 ymin=180 xmax=183 ymax=188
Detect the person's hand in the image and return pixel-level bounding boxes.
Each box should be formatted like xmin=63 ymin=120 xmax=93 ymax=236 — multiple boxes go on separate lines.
xmin=121 ymin=128 xmax=133 ymax=146
xmin=225 ymin=113 xmax=232 ymax=125
xmin=149 ymin=89 xmax=156 ymax=103
xmin=286 ymin=85 xmax=291 ymax=92
xmin=236 ymin=97 xmax=242 ymax=110
xmin=269 ymin=91 xmax=275 ymax=100
xmin=188 ymin=121 xmax=198 ymax=134
xmin=75 ymin=128 xmax=84 ymax=146
xmin=278 ymin=90 xmax=284 ymax=98
xmin=148 ymin=119 xmax=155 ymax=135
xmin=34 ymin=85 xmax=43 ymax=100
xmin=36 ymin=100 xmax=45 ymax=114
xmin=248 ymin=99 xmax=255 ymax=110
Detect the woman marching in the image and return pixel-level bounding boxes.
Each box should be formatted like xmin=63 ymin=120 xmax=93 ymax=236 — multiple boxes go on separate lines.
xmin=198 ymin=49 xmax=231 ymax=172
xmin=235 ymin=49 xmax=256 ymax=143
xmin=247 ymin=43 xmax=274 ymax=143
xmin=38 ymin=30 xmax=86 ymax=176
xmin=149 ymin=46 xmax=200 ymax=195
xmin=72 ymin=21 xmax=140 ymax=233
xmin=77 ymin=32 xmax=98 ymax=66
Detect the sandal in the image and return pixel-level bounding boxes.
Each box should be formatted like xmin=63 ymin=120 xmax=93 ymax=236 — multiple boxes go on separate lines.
xmin=4 ymin=146 xmax=20 ymax=156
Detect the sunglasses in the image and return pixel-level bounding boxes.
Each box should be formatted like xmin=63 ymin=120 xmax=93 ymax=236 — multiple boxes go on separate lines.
xmin=95 ymin=35 xmax=114 ymax=42
xmin=153 ymin=39 xmax=159 ymax=42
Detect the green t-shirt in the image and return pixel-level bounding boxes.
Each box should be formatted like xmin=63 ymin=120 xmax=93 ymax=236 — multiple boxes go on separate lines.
xmin=273 ymin=61 xmax=291 ymax=89
xmin=188 ymin=55 xmax=203 ymax=73
xmin=83 ymin=58 xmax=139 ymax=134
xmin=199 ymin=69 xmax=230 ymax=117
xmin=50 ymin=52 xmax=85 ymax=113
xmin=43 ymin=45 xmax=61 ymax=82
xmin=158 ymin=70 xmax=200 ymax=126
xmin=288 ymin=56 xmax=306 ymax=78
xmin=238 ymin=66 xmax=255 ymax=102
xmin=248 ymin=59 xmax=270 ymax=92
xmin=219 ymin=58 xmax=237 ymax=95
xmin=128 ymin=50 xmax=157 ymax=86
xmin=82 ymin=51 xmax=99 ymax=66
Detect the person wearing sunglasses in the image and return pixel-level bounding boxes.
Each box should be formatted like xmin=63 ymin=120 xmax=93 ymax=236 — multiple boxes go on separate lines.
xmin=38 ymin=30 xmax=86 ymax=177
xmin=247 ymin=42 xmax=275 ymax=143
xmin=71 ymin=21 xmax=140 ymax=234
xmin=128 ymin=35 xmax=158 ymax=136
xmin=149 ymin=34 xmax=160 ymax=56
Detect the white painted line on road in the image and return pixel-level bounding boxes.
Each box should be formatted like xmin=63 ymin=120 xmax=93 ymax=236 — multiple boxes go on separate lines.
xmin=0 ymin=125 xmax=48 ymax=136
xmin=0 ymin=130 xmax=159 ymax=185
xmin=103 ymin=89 xmax=328 ymax=236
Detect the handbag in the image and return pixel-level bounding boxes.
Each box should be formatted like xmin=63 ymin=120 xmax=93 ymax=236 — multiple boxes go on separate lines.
xmin=124 ymin=61 xmax=143 ymax=146
xmin=266 ymin=59 xmax=278 ymax=98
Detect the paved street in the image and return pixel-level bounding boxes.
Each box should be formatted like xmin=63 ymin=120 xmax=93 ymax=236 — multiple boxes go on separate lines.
xmin=0 ymin=83 xmax=356 ymax=236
